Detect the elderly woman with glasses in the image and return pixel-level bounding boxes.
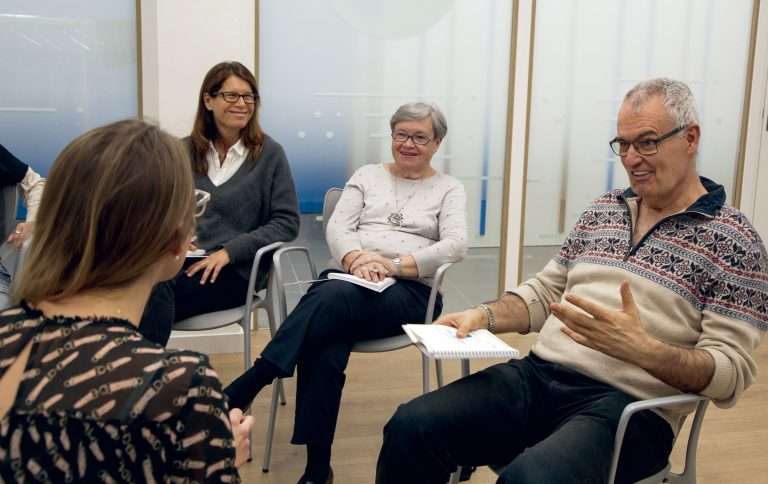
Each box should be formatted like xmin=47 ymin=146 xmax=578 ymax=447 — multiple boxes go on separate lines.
xmin=224 ymin=102 xmax=468 ymax=484
xmin=139 ymin=61 xmax=300 ymax=346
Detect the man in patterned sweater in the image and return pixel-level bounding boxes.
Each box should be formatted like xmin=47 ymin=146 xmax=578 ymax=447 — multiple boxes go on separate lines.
xmin=376 ymin=78 xmax=768 ymax=484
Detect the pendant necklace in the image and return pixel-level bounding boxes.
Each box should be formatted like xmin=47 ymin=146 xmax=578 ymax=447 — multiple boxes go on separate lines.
xmin=388 ymin=172 xmax=422 ymax=227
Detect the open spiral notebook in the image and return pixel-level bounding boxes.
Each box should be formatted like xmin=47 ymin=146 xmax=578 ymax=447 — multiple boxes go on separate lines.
xmin=402 ymin=324 xmax=520 ymax=360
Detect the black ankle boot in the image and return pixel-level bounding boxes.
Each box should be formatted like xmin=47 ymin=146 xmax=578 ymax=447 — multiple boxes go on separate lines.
xmin=297 ymin=467 xmax=333 ymax=484
xmin=222 ymin=358 xmax=280 ymax=410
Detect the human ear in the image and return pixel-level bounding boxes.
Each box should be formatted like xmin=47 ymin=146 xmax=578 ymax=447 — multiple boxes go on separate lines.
xmin=685 ymin=124 xmax=701 ymax=154
xmin=166 ymin=228 xmax=189 ymax=258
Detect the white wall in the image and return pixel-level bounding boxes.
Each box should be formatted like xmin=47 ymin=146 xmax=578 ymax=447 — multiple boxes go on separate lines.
xmin=140 ymin=0 xmax=256 ymax=352
xmin=140 ymin=0 xmax=255 ymax=136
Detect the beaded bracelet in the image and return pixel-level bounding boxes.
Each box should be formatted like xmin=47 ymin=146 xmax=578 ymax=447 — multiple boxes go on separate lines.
xmin=476 ymin=303 xmax=496 ymax=333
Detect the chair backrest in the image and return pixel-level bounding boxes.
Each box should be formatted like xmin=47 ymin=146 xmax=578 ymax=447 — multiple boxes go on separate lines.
xmin=322 ymin=187 xmax=343 ymax=234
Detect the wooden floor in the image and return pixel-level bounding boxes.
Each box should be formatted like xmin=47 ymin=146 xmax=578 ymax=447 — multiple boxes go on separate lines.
xmin=210 ymin=331 xmax=768 ymax=484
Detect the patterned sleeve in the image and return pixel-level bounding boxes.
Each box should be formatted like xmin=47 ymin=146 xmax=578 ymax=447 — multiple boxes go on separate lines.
xmin=170 ymin=358 xmax=240 ymax=483
xmin=697 ymin=214 xmax=768 ymax=405
xmin=509 ymin=196 xmax=610 ymax=333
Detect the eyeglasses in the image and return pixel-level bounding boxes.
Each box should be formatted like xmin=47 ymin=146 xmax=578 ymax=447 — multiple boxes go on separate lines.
xmin=213 ymin=91 xmax=257 ymax=104
xmin=195 ymin=189 xmax=210 ymax=217
xmin=609 ymin=126 xmax=687 ymax=156
xmin=392 ymin=130 xmax=433 ymax=146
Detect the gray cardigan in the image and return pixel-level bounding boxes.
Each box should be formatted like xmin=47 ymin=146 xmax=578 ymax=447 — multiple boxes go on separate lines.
xmin=191 ymin=135 xmax=300 ymax=287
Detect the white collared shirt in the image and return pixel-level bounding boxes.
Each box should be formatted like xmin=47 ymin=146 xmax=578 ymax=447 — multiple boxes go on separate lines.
xmin=206 ymin=139 xmax=249 ymax=186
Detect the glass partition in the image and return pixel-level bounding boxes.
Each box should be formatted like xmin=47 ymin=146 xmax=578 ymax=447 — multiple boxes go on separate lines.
xmin=522 ymin=0 xmax=755 ymax=280
xmin=260 ymin=0 xmax=515 ymax=304
xmin=0 ymin=1 xmax=138 ymax=179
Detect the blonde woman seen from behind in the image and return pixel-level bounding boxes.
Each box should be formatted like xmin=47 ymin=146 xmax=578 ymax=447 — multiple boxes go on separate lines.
xmin=0 ymin=120 xmax=253 ymax=482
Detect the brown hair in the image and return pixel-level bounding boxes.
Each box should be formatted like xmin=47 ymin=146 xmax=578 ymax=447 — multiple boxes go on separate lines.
xmin=190 ymin=61 xmax=264 ymax=175
xmin=14 ymin=120 xmax=196 ymax=303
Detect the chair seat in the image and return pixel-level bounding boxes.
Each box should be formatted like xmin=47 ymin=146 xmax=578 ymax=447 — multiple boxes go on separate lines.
xmin=173 ymin=296 xmax=263 ymax=331
xmin=352 ymin=334 xmax=413 ymax=353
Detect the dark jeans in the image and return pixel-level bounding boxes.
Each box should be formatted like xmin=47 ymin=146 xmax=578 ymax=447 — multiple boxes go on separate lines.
xmin=138 ymin=259 xmax=250 ymax=346
xmin=262 ymin=269 xmax=442 ymax=448
xmin=376 ymin=353 xmax=674 ymax=484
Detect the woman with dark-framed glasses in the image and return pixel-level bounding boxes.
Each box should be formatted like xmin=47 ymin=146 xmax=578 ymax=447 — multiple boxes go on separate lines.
xmin=224 ymin=102 xmax=467 ymax=484
xmin=138 ymin=61 xmax=300 ymax=346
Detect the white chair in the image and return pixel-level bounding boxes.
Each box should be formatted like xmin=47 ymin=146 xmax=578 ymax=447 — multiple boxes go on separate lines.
xmin=172 ymin=241 xmax=284 ymax=370
xmin=260 ymin=186 xmax=454 ymax=473
xmin=608 ymin=394 xmax=709 ymax=484
xmin=477 ymin=393 xmax=710 ymax=484
xmin=171 ymin=241 xmax=286 ymax=459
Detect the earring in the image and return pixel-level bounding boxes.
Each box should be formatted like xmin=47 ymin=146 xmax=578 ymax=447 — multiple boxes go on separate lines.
xmin=175 ymin=255 xmax=180 ymax=260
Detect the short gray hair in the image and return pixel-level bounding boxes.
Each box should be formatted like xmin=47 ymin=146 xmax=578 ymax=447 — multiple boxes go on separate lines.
xmin=390 ymin=102 xmax=448 ymax=141
xmin=623 ymin=78 xmax=699 ymax=128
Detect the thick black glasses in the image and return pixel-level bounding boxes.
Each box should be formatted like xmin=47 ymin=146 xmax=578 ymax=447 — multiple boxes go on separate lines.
xmin=392 ymin=131 xmax=433 ymax=146
xmin=609 ymin=125 xmax=686 ymax=156
xmin=214 ymin=91 xmax=257 ymax=104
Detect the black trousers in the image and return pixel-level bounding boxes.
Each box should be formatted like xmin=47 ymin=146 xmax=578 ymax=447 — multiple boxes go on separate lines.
xmin=262 ymin=269 xmax=442 ymax=448
xmin=138 ymin=259 xmax=250 ymax=346
xmin=376 ymin=353 xmax=674 ymax=484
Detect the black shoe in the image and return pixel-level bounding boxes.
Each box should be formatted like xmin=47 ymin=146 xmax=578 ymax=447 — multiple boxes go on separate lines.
xmin=297 ymin=467 xmax=333 ymax=484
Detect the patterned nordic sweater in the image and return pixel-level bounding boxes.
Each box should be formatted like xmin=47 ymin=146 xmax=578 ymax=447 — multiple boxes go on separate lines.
xmin=512 ymin=177 xmax=767 ymax=432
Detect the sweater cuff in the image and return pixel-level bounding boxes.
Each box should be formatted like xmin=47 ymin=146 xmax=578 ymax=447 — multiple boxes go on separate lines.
xmin=700 ymin=348 xmax=736 ymax=402
xmin=223 ymin=237 xmax=251 ymax=265
xmin=509 ymin=283 xmax=549 ymax=333
xmin=411 ymin=252 xmax=438 ymax=279
xmin=331 ymin=240 xmax=362 ymax=267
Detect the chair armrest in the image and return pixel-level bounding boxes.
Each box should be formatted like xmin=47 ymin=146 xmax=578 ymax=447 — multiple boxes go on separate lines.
xmin=423 ymin=262 xmax=454 ymax=324
xmin=245 ymin=241 xmax=285 ymax=299
xmin=607 ymin=394 xmax=709 ymax=484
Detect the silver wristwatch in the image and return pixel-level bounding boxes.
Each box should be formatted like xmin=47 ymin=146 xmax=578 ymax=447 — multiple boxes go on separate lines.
xmin=391 ymin=257 xmax=402 ymax=276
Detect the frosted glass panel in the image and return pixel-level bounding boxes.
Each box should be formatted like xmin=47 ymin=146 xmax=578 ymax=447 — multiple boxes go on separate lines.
xmin=521 ymin=0 xmax=753 ymax=279
xmin=0 ymin=1 xmax=138 ymax=177
xmin=260 ymin=0 xmax=512 ymax=249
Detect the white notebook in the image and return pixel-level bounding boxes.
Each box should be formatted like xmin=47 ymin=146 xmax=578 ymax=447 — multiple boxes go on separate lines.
xmin=327 ymin=272 xmax=396 ymax=293
xmin=402 ymin=324 xmax=520 ymax=360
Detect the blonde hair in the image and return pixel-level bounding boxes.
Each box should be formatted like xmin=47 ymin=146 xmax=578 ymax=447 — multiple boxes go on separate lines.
xmin=14 ymin=120 xmax=196 ymax=303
